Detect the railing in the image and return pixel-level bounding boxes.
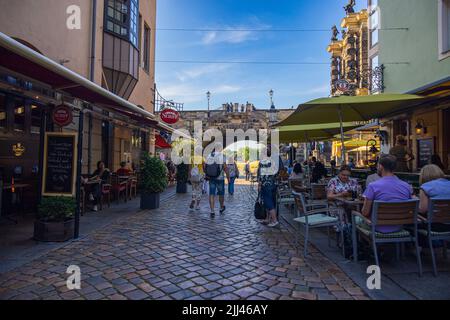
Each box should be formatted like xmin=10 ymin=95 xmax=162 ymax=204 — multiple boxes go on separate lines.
xmin=154 ymin=86 xmax=184 ymax=112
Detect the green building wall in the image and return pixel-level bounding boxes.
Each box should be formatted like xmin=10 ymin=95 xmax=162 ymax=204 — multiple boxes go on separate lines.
xmin=378 ymin=0 xmax=450 ymax=93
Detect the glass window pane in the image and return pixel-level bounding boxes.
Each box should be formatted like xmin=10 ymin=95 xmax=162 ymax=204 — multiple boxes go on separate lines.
xmin=371 ymin=29 xmax=379 ymax=46
xmin=115 ymin=11 xmax=122 ymax=21
xmin=0 ymin=94 xmax=6 ymax=130
xmin=13 ymin=99 xmax=25 ymax=132
xmin=114 ymin=24 xmax=121 ymax=34
xmin=31 ymin=105 xmax=41 ymax=134
xmin=121 ymin=27 xmax=128 ymax=36
xmin=107 ymin=21 xmax=114 ymax=31
xmin=371 ymin=55 xmax=379 ymax=69
xmin=108 ymin=7 xmax=114 ymax=18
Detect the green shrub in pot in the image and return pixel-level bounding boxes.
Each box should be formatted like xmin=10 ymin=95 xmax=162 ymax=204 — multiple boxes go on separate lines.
xmin=140 ymin=153 xmax=168 ymax=209
xmin=37 ymin=196 xmax=76 ymax=222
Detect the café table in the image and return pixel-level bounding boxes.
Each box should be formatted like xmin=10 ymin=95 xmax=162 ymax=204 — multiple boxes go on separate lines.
xmin=82 ymin=179 xmax=102 ymax=211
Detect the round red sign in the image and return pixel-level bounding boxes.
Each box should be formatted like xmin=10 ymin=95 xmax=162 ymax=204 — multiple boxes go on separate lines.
xmin=160 ymin=108 xmax=180 ymax=124
xmin=52 ymin=105 xmax=73 ymax=127
xmin=335 ymin=79 xmax=351 ymax=93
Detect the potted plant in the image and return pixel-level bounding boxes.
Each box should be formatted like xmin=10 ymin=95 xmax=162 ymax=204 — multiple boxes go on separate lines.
xmin=176 ymin=162 xmax=189 ymax=194
xmin=34 ymin=196 xmax=76 ymax=242
xmin=140 ymin=153 xmax=168 ymax=210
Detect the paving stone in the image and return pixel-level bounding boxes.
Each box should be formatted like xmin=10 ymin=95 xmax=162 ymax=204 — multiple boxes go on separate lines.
xmin=0 ymin=184 xmax=368 ymax=301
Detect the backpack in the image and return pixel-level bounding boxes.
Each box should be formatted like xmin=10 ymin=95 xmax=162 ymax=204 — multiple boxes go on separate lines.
xmin=227 ymin=164 xmax=237 ymax=178
xmin=205 ymin=163 xmax=221 ymax=178
xmin=190 ymin=166 xmax=202 ymax=183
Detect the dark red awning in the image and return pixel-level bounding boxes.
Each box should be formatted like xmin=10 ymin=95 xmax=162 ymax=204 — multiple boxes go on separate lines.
xmin=155 ymin=135 xmax=171 ymax=149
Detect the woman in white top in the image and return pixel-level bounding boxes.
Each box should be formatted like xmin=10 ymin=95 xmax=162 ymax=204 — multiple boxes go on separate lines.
xmin=289 ymin=163 xmax=304 ymax=180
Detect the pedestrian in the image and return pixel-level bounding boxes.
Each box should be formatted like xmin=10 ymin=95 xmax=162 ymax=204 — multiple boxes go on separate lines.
xmin=189 ymin=162 xmax=204 ymax=211
xmin=257 ymin=145 xmax=283 ymax=228
xmin=311 ymin=156 xmax=326 ymax=183
xmin=204 ymin=151 xmax=228 ymax=217
xmin=245 ymin=161 xmax=250 ymax=181
xmin=226 ymin=156 xmax=239 ymax=195
xmin=389 ymin=135 xmax=414 ymax=172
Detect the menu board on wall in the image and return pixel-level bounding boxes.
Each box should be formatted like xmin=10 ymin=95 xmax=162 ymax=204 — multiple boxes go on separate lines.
xmin=42 ymin=132 xmax=78 ymax=197
xmin=417 ymin=137 xmax=435 ymax=169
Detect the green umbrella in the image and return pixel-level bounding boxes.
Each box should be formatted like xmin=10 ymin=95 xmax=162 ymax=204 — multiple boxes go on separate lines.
xmin=276 ymin=93 xmax=424 ymax=162
xmin=276 ymin=122 xmax=358 ymax=143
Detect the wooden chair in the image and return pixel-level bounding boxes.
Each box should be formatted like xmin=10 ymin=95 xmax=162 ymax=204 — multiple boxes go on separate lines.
xmin=292 ymin=191 xmax=343 ymax=257
xmin=351 ymin=199 xmax=423 ymax=276
xmin=129 ymin=176 xmax=138 ymax=199
xmin=111 ymin=174 xmax=127 ymax=203
xmin=419 ymin=198 xmax=450 ymax=276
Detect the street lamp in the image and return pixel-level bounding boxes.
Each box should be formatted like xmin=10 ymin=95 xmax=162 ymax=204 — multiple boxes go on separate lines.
xmin=269 ymin=89 xmax=274 ymax=107
xmin=206 ymin=91 xmax=211 ymax=113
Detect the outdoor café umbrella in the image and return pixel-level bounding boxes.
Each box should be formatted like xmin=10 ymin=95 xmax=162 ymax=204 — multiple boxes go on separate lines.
xmin=276 ymin=93 xmax=424 ymax=161
xmin=276 ymin=122 xmax=358 ymax=143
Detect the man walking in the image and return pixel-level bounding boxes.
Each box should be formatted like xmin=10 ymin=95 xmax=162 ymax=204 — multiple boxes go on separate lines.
xmin=204 ymin=151 xmax=228 ymax=217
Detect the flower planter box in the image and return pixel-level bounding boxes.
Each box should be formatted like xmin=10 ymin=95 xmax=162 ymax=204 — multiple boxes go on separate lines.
xmin=34 ymin=219 xmax=74 ymax=242
xmin=140 ymin=192 xmax=160 ymax=210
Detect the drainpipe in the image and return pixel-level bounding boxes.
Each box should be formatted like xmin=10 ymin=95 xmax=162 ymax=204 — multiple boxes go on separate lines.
xmin=88 ymin=0 xmax=97 ymax=173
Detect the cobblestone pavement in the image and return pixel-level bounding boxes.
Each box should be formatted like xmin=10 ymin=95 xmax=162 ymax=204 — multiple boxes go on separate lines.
xmin=0 ymin=181 xmax=369 ymax=300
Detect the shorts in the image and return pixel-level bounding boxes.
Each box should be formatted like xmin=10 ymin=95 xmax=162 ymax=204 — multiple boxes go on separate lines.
xmin=209 ymin=179 xmax=225 ymax=196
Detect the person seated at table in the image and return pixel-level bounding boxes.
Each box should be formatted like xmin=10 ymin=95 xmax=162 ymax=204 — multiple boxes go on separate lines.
xmin=116 ymin=161 xmax=132 ymax=176
xmin=365 ymin=165 xmax=382 ymax=189
xmin=418 ymin=164 xmax=450 ymax=232
xmin=289 ymin=162 xmax=304 ymax=180
xmin=311 ymin=157 xmax=327 ymax=183
xmin=327 ymin=165 xmax=359 ymax=201
xmin=359 ymin=154 xmax=413 ymax=233
xmin=88 ymin=161 xmax=111 ymax=211
xmin=348 ymin=158 xmax=356 ymax=169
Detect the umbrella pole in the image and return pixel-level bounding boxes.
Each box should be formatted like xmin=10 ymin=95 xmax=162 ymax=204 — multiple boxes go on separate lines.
xmin=338 ymin=105 xmax=346 ymax=164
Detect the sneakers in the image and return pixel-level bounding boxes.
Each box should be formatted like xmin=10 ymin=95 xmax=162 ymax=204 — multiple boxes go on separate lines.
xmin=195 ymin=206 xmax=200 ymax=210
xmin=189 ymin=201 xmax=195 ymax=211
xmin=210 ymin=211 xmax=215 ymax=217
xmin=219 ymin=206 xmax=226 ymax=214
xmin=268 ymin=221 xmax=279 ymax=228
xmin=93 ymin=205 xmax=98 ymax=212
xmin=89 ymin=193 xmax=95 ymax=201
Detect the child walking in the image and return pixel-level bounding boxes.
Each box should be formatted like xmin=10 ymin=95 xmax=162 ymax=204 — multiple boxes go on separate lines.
xmin=190 ymin=163 xmax=204 ymax=210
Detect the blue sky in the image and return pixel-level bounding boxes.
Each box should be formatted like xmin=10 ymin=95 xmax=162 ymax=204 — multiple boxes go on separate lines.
xmin=155 ymin=0 xmax=365 ymax=110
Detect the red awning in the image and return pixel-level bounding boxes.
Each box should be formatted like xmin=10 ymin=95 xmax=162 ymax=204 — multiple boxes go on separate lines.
xmin=155 ymin=135 xmax=172 ymax=149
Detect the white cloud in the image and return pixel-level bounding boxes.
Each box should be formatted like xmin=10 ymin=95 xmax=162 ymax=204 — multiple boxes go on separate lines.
xmin=176 ymin=64 xmax=231 ymax=82
xmin=202 ymin=29 xmax=257 ymax=45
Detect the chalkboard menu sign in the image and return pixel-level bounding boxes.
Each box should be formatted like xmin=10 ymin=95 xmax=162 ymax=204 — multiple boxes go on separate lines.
xmin=417 ymin=137 xmax=435 ymax=169
xmin=42 ymin=132 xmax=78 ymax=196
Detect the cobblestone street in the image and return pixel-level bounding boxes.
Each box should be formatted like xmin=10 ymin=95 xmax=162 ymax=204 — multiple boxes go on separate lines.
xmin=0 ymin=181 xmax=368 ymax=300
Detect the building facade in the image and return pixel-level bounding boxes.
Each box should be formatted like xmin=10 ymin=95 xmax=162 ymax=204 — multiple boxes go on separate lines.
xmin=374 ymin=0 xmax=450 ymax=172
xmin=327 ymin=5 xmax=370 ymax=96
xmin=0 ymin=0 xmax=157 ymax=176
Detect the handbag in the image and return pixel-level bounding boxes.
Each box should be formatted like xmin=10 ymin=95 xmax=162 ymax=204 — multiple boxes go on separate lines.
xmin=254 ymin=192 xmax=266 ymax=220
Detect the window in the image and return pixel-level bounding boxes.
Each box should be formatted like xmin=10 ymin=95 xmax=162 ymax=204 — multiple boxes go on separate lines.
xmin=439 ymin=0 xmax=450 ymax=59
xmin=370 ymin=0 xmax=378 ymax=13
xmin=30 ymin=105 xmax=41 ymax=134
xmin=0 ymin=94 xmax=6 ymax=130
xmin=369 ymin=6 xmax=379 ymax=47
xmin=13 ymin=98 xmax=25 ymax=133
xmin=129 ymin=0 xmax=139 ymax=47
xmin=143 ymin=23 xmax=151 ymax=72
xmin=105 ymin=0 xmax=139 ymax=48
xmin=371 ymin=55 xmax=379 ymax=69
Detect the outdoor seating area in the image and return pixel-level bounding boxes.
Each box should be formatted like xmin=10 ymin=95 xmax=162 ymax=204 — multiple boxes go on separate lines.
xmin=276 ymin=163 xmax=450 ymax=278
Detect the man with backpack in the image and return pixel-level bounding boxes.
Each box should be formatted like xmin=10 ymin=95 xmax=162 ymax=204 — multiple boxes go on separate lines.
xmin=204 ymin=151 xmax=228 ymax=217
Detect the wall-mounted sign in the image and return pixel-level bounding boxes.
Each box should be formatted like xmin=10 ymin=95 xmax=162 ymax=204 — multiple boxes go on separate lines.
xmin=52 ymin=104 xmax=73 ymax=127
xmin=335 ymin=79 xmax=351 ymax=93
xmin=160 ymin=108 xmax=180 ymax=124
xmin=12 ymin=143 xmax=25 ymax=157
xmin=42 ymin=132 xmax=78 ymax=197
